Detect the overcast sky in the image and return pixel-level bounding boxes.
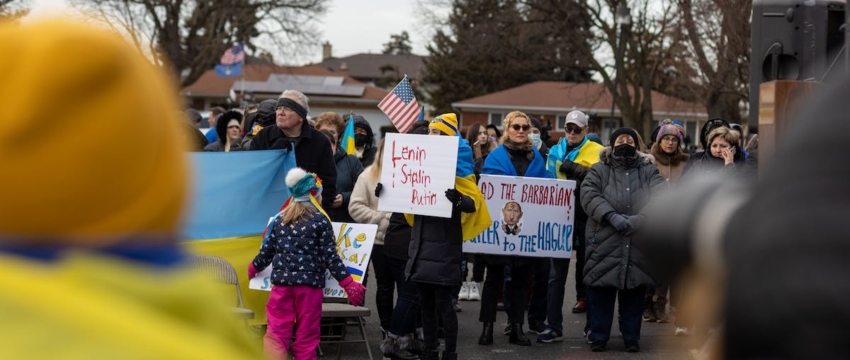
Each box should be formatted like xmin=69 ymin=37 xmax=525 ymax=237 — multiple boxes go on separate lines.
xmin=28 ymin=0 xmax=439 ymax=64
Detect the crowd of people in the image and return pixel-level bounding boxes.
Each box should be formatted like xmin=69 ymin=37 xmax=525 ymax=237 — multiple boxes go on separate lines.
xmin=185 ymin=86 xmax=757 ymax=359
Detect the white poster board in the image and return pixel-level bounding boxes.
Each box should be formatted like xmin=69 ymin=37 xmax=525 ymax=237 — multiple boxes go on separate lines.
xmin=249 ymin=222 xmax=377 ymax=298
xmin=377 ymin=132 xmax=459 ymax=218
xmin=463 ymin=175 xmax=576 ymax=258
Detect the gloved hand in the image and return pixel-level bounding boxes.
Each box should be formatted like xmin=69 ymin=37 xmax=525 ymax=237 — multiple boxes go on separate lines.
xmin=560 ymin=159 xmax=579 ymax=176
xmin=605 ymin=212 xmax=634 ymax=235
xmin=445 ymin=188 xmax=463 ymax=207
xmin=247 ymin=263 xmax=259 ymax=280
xmin=374 ymin=183 xmax=383 ymax=198
xmin=339 ymin=276 xmax=367 ymax=307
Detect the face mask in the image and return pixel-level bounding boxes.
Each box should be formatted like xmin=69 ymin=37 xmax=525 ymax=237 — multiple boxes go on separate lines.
xmin=613 ymin=143 xmax=636 ymax=157
xmin=530 ymin=133 xmax=541 ymax=148
xmin=354 ymin=134 xmax=368 ymax=147
xmin=490 ymin=136 xmax=498 ymax=143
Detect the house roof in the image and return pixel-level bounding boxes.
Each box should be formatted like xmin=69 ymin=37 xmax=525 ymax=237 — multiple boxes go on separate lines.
xmin=452 ymin=81 xmax=706 ymax=117
xmin=181 ymin=63 xmax=388 ymax=101
xmin=317 ymin=53 xmax=426 ymax=80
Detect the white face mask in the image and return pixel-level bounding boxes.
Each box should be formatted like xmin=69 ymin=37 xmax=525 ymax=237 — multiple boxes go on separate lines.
xmin=530 ymin=133 xmax=541 ymax=148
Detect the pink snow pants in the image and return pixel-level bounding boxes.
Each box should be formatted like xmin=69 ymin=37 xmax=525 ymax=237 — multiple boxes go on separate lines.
xmin=264 ymin=285 xmax=324 ymax=360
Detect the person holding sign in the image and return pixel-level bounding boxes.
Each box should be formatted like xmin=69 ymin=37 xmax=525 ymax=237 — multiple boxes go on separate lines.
xmin=389 ymin=113 xmax=486 ymax=360
xmin=580 ymin=128 xmax=666 ymax=353
xmin=478 ymin=111 xmax=551 ymax=347
xmin=249 ymin=168 xmax=366 ymax=360
xmin=539 ymin=110 xmax=604 ymax=343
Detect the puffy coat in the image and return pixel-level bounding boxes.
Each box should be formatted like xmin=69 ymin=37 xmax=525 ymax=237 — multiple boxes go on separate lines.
xmin=327 ymin=148 xmax=364 ymax=223
xmin=348 ymin=167 xmax=390 ymax=245
xmin=252 ymin=210 xmax=349 ymax=288
xmin=581 ymin=147 xmax=666 ymax=289
xmin=406 ymin=194 xmax=475 ymax=287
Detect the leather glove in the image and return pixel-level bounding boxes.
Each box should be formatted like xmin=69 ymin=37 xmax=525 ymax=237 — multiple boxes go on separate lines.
xmin=247 ymin=263 xmax=259 ymax=280
xmin=559 ymin=159 xmax=579 ymax=176
xmin=445 ymin=188 xmax=463 ymax=207
xmin=339 ymin=276 xmax=367 ymax=307
xmin=374 ymin=183 xmax=383 ymax=198
xmin=605 ymin=212 xmax=634 ymax=234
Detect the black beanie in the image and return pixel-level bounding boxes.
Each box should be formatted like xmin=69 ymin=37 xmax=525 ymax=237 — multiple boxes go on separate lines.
xmin=609 ymin=127 xmax=639 ymax=146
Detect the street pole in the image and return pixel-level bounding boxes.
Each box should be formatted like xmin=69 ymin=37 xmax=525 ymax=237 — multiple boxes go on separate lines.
xmin=610 ymin=5 xmax=631 ymax=123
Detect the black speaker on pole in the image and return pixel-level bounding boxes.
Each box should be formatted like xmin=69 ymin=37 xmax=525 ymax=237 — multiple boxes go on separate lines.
xmin=749 ymin=0 xmax=845 ymax=134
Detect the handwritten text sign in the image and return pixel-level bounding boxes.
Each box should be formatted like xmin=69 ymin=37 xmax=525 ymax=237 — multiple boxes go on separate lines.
xmin=463 ymin=175 xmax=576 ymax=258
xmin=377 ymin=133 xmax=459 ymax=218
xmin=249 ymin=222 xmax=377 ymax=298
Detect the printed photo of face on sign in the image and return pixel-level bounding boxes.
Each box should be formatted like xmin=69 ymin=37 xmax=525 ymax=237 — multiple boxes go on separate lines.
xmin=501 ymin=201 xmax=523 ymax=235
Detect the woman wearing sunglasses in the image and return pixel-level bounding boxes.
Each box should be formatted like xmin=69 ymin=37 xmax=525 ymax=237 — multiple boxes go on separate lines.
xmin=477 ymin=111 xmax=550 ymax=347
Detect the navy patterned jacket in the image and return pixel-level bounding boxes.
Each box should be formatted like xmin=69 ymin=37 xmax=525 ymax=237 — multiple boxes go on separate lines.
xmin=252 ymin=210 xmax=350 ymax=288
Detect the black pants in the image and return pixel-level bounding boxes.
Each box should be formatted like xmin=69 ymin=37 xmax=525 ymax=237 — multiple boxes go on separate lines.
xmin=371 ymin=245 xmax=395 ymax=331
xmin=388 ymin=256 xmax=420 ymax=335
xmin=587 ymin=286 xmax=646 ymax=342
xmin=527 ymin=258 xmax=549 ymax=324
xmin=471 ymin=254 xmax=486 ymax=282
xmin=417 ymin=283 xmax=457 ymax=352
xmin=480 ymin=262 xmax=530 ymax=324
xmin=573 ymin=223 xmax=587 ymax=301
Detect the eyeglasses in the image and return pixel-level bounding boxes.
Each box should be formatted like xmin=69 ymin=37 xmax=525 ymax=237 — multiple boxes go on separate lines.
xmin=565 ymin=126 xmax=584 ymax=134
xmin=511 ymin=124 xmax=531 ymax=132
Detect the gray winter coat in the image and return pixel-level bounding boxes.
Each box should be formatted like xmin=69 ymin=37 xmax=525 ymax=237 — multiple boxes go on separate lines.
xmin=580 ymin=147 xmax=667 ymax=289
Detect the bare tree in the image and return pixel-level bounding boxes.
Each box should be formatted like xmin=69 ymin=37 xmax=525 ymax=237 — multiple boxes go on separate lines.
xmin=72 ymin=0 xmax=327 ymax=87
xmin=524 ymin=0 xmax=679 ymax=137
xmin=0 ymin=0 xmax=29 ymax=21
xmin=673 ymin=0 xmax=751 ymax=124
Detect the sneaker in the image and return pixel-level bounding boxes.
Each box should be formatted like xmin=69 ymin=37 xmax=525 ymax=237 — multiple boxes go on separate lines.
xmin=468 ymin=282 xmax=481 ymax=301
xmin=572 ymin=299 xmax=586 ymax=313
xmin=458 ymin=282 xmax=471 ymax=301
xmin=654 ymin=296 xmax=669 ymax=323
xmin=527 ymin=319 xmax=546 ymax=334
xmin=624 ymin=340 xmax=640 ymax=353
xmin=675 ymin=327 xmax=689 ymax=336
xmin=590 ymin=340 xmax=607 ymax=352
xmin=642 ymin=307 xmax=657 ymax=322
xmin=537 ymin=329 xmax=563 ymax=343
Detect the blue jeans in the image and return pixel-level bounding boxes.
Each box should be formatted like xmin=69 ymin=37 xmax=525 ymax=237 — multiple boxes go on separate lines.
xmin=586 ymin=286 xmax=646 ymax=342
xmin=546 ymin=257 xmax=571 ymax=332
xmin=388 ymin=256 xmax=420 ymax=336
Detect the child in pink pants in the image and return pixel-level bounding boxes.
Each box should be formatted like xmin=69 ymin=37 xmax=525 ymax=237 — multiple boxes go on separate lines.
xmin=249 ymin=168 xmax=366 ymax=359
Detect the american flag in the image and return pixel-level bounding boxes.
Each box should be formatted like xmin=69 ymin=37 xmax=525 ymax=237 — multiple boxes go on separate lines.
xmin=378 ymin=77 xmax=420 ymax=134
xmin=220 ymin=43 xmax=245 ymax=65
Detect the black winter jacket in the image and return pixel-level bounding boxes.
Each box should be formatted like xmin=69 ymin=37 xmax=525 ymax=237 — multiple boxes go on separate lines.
xmin=250 ymin=120 xmax=337 ymax=209
xmin=384 ymin=212 xmax=413 ymax=261
xmin=327 ymin=148 xmax=364 ymax=223
xmin=581 ymin=147 xmax=666 ymax=289
xmin=406 ymin=193 xmax=475 ymax=287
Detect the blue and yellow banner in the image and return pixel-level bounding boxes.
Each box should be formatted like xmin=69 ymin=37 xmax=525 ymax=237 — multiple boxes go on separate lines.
xmin=181 ymin=150 xmax=293 ymax=325
xmin=341 ymin=116 xmax=357 ymax=155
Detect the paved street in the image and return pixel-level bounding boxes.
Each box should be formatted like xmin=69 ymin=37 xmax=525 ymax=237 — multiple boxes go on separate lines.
xmin=324 ymin=259 xmax=693 ymax=360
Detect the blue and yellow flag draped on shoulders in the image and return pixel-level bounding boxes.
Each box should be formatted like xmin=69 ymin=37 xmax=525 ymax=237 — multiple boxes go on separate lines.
xmin=182 ymin=150 xmax=293 ymax=325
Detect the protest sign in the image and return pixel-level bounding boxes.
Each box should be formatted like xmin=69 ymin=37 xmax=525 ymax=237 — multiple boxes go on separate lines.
xmin=463 ymin=174 xmax=576 ymax=258
xmin=249 ymin=222 xmax=377 ymax=298
xmin=377 ymin=132 xmax=459 ymax=218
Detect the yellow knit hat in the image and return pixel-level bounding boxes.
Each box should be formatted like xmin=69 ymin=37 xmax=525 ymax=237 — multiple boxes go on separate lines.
xmin=0 ymin=20 xmax=188 ymax=245
xmin=429 ymin=113 xmax=459 ymax=136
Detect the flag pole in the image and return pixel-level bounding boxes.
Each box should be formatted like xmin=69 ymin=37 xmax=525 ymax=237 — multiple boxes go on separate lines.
xmin=240 ymin=42 xmax=246 ymax=110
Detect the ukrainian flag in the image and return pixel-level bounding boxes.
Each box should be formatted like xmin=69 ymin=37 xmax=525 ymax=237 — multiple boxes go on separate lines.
xmin=181 ymin=150 xmax=292 ymax=325
xmin=341 ymin=115 xmax=357 ymax=155
xmin=346 ymin=266 xmax=364 ymax=282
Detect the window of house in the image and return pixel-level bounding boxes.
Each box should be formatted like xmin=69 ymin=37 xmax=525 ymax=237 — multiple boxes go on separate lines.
xmin=556 ymin=115 xmax=567 ymax=130
xmin=489 ymin=112 xmax=504 ymax=126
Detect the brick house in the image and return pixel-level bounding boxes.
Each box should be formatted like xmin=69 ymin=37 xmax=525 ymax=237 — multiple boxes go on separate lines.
xmin=452 ymin=81 xmax=708 ymax=146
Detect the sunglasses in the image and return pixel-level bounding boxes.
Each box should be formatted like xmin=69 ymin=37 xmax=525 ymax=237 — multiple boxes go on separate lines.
xmin=510 ymin=124 xmax=531 ymax=132
xmin=565 ymin=126 xmax=584 ymax=134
